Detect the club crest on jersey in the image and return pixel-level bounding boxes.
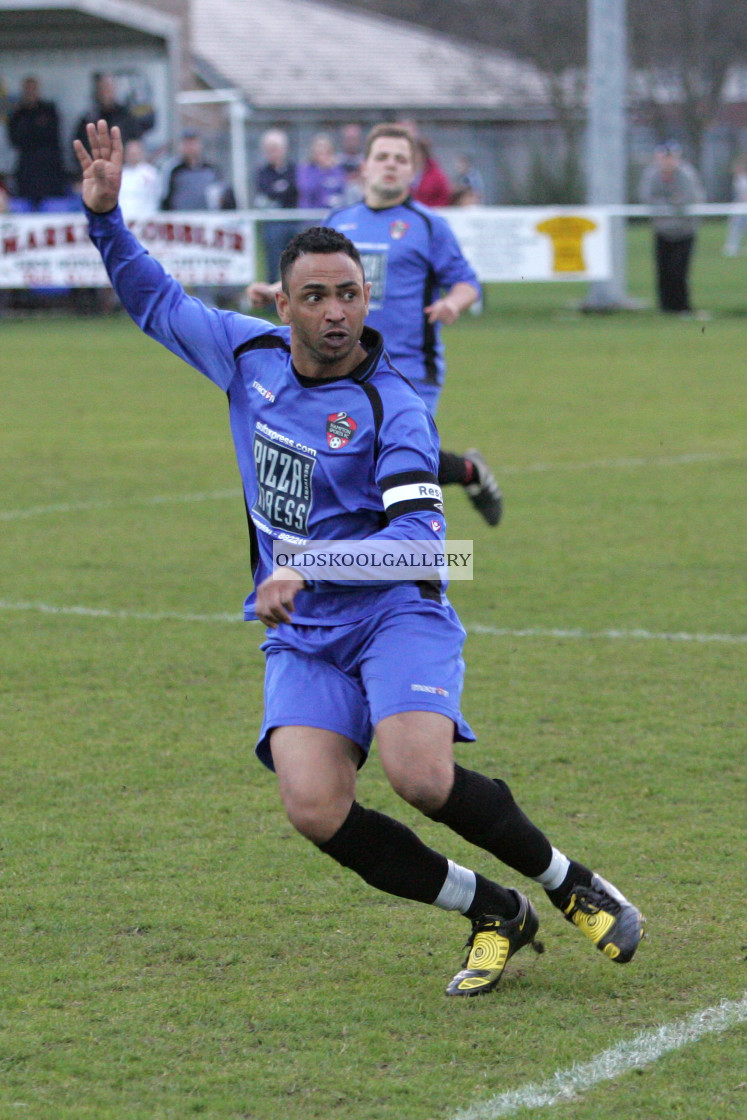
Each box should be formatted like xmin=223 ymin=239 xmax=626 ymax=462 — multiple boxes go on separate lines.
xmin=390 ymin=219 xmax=409 ymax=241
xmin=326 ymin=411 xmax=358 ymax=449
xmin=430 ymin=519 xmax=442 ymax=532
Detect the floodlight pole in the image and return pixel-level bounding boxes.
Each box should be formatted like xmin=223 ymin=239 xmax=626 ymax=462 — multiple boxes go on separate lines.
xmin=584 ymin=0 xmax=630 ymax=309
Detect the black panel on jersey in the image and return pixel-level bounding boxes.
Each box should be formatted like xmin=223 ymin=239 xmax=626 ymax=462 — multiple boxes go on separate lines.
xmin=357 ymin=381 xmax=383 ymax=461
xmin=233 ymin=334 xmax=289 ymax=361
xmin=225 ymin=388 xmax=260 ymax=575
xmin=423 ymin=264 xmax=439 ymax=384
xmin=402 ymin=201 xmax=439 ymax=384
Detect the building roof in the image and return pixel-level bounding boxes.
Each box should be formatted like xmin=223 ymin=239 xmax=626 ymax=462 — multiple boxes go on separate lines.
xmin=0 ymin=0 xmax=180 ymax=50
xmin=190 ymin=0 xmax=550 ymax=114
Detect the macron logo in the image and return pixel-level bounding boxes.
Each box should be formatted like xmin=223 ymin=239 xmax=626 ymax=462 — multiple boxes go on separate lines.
xmin=411 ymin=683 xmax=449 ymax=697
xmin=252 ymin=380 xmax=275 ymax=403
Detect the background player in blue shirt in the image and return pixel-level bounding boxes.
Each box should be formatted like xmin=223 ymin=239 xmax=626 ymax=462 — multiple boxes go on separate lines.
xmin=73 ymin=121 xmax=643 ymax=996
xmin=251 ymin=123 xmax=503 ymax=527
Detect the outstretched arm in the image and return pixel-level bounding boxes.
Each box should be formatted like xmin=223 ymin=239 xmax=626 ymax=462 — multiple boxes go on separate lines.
xmin=73 ymin=120 xmax=123 ymax=213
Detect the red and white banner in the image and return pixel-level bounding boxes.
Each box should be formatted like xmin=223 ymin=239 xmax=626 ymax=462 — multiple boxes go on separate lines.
xmin=0 ymin=212 xmax=256 ymax=288
xmin=0 ymin=206 xmax=612 ymax=288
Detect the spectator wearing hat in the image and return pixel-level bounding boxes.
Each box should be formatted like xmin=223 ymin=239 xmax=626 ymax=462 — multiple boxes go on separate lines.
xmin=452 ymin=153 xmax=485 ymax=205
xmin=160 ymin=130 xmax=235 ymax=306
xmin=639 ymin=140 xmax=706 ymax=315
xmin=162 ymin=130 xmax=235 ymax=212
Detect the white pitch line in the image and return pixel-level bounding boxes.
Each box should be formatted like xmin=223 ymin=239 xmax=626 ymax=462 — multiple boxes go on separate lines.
xmin=466 ymin=623 xmax=747 ymax=645
xmin=497 ymin=450 xmax=745 ymax=475
xmin=1 ymin=451 xmax=743 ymax=521
xmin=0 ymin=488 xmax=242 ymax=521
xmin=450 ymin=993 xmax=747 ymax=1120
xmin=0 ymin=600 xmax=242 ymax=624
xmin=0 ymin=600 xmax=745 ymax=645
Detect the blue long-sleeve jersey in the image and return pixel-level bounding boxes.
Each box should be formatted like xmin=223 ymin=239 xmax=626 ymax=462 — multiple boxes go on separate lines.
xmin=86 ymin=206 xmax=448 ymax=624
xmin=325 ymin=198 xmax=480 ymax=391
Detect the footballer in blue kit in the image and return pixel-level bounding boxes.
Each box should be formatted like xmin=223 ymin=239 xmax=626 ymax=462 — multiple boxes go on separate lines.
xmin=251 ymin=123 xmax=504 ymax=526
xmin=326 ymin=187 xmax=474 ymax=411
xmin=74 ymin=121 xmax=644 ymax=997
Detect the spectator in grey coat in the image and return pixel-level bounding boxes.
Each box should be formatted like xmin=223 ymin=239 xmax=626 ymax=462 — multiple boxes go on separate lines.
xmin=162 ymin=131 xmax=235 ymax=212
xmin=639 ymin=140 xmax=706 ymax=315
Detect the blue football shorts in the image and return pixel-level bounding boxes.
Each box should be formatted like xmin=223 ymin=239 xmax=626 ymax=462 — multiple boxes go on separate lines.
xmin=255 ymin=597 xmax=476 ymax=770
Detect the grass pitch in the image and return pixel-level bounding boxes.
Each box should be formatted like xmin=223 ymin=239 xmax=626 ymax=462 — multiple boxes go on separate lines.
xmin=1 ymin=220 xmax=745 ymax=1119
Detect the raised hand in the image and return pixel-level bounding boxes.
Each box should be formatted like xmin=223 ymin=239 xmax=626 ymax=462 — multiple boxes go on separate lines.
xmin=73 ymin=120 xmax=123 ymax=214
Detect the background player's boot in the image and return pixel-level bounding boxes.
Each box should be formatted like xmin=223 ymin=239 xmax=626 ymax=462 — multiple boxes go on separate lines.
xmin=559 ymin=872 xmax=644 ymax=963
xmin=464 ymin=448 xmax=503 ymax=526
xmin=446 ymin=891 xmax=544 ymax=996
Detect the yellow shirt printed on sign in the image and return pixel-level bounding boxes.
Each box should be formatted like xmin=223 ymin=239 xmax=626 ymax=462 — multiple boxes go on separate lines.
xmin=535 ymin=216 xmax=598 ymax=273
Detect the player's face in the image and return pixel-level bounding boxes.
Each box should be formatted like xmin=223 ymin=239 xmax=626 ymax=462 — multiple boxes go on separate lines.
xmin=276 ymin=251 xmax=371 ymax=378
xmin=363 ymin=137 xmax=415 ymax=207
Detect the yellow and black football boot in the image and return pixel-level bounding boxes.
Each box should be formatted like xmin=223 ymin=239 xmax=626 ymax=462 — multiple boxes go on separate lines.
xmin=446 ymin=890 xmax=544 ymax=996
xmin=561 ymin=873 xmax=644 ymax=963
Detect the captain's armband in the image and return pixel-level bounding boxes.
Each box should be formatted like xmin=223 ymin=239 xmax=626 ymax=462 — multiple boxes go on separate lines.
xmin=380 ymin=470 xmax=444 ymax=522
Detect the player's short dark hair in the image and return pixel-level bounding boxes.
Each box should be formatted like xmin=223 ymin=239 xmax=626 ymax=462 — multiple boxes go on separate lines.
xmin=364 ymin=123 xmax=416 ymax=160
xmin=279 ymin=226 xmax=364 ymax=292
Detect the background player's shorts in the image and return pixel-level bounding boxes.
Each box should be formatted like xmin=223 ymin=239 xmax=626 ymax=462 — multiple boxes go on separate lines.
xmin=255 ymin=597 xmax=476 ymax=770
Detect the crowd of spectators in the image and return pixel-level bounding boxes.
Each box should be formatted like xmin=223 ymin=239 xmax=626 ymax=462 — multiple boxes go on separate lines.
xmin=250 ymin=120 xmax=483 ymax=279
xmin=3 ymin=75 xmax=738 ymax=325
xmin=3 ymin=72 xmax=157 ymax=217
xmin=1 ymin=75 xmax=483 ymax=307
xmin=2 ymin=75 xmax=474 ymax=223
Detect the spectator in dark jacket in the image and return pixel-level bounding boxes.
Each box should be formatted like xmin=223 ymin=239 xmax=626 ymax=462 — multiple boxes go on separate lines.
xmin=255 ymin=128 xmax=300 ymax=283
xmin=7 ymin=77 xmax=68 ymax=206
xmin=73 ymin=73 xmax=150 ymax=154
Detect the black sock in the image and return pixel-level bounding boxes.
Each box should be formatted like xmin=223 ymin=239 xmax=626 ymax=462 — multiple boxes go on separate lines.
xmin=545 ymin=861 xmax=593 ymax=909
xmin=428 ymin=764 xmax=553 ymax=878
xmin=465 ymin=873 xmax=519 ymax=921
xmin=438 ymin=450 xmax=470 ymax=486
xmin=318 ymin=801 xmax=449 ymax=904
